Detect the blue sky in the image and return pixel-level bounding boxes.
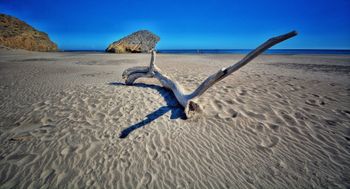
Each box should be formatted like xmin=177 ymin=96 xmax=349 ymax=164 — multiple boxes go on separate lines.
xmin=1 ymin=0 xmax=349 ymax=50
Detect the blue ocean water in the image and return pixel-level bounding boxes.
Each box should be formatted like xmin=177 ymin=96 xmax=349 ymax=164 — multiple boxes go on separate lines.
xmin=62 ymin=49 xmax=350 ymax=55
xmin=157 ymin=49 xmax=350 ymax=55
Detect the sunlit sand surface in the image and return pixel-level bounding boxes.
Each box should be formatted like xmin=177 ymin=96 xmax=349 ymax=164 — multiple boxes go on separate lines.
xmin=1 ymin=48 xmax=349 ymax=188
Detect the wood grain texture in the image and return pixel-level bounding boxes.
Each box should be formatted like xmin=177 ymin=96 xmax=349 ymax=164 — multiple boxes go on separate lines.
xmin=122 ymin=31 xmax=298 ymax=118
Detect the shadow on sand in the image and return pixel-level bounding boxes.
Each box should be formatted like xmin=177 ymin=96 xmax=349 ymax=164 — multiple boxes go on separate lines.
xmin=109 ymin=82 xmax=186 ymax=138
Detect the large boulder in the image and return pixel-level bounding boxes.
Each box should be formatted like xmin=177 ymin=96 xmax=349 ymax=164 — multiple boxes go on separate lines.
xmin=106 ymin=30 xmax=160 ymax=53
xmin=0 ymin=13 xmax=58 ymax=52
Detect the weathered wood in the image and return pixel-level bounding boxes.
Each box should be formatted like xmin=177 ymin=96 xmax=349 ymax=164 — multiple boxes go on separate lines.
xmin=188 ymin=31 xmax=298 ymax=99
xmin=122 ymin=66 xmax=149 ymax=79
xmin=123 ymin=31 xmax=298 ymax=118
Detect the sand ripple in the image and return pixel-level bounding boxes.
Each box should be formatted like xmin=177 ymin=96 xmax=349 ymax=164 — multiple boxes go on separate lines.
xmin=0 ymin=52 xmax=349 ymax=188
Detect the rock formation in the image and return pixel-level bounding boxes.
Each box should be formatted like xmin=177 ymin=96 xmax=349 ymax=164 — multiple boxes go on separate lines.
xmin=106 ymin=30 xmax=160 ymax=53
xmin=0 ymin=13 xmax=58 ymax=52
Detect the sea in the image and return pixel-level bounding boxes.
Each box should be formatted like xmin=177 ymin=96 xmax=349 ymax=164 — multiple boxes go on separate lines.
xmin=62 ymin=49 xmax=350 ymax=55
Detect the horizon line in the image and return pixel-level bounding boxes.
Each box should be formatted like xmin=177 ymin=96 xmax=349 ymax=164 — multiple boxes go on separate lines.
xmin=61 ymin=48 xmax=350 ymax=51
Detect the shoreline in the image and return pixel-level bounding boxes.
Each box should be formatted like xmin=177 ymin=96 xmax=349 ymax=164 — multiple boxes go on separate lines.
xmin=58 ymin=49 xmax=350 ymax=55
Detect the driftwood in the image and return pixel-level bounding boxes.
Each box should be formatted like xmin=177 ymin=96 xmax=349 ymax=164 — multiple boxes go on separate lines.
xmin=122 ymin=31 xmax=297 ymax=118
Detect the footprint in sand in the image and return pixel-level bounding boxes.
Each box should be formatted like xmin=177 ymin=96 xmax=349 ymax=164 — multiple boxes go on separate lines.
xmin=216 ymin=107 xmax=239 ymax=120
xmin=279 ymin=111 xmax=297 ymax=125
xmin=305 ymin=98 xmax=325 ymax=106
xmin=267 ymin=124 xmax=280 ymax=132
xmin=212 ymin=99 xmax=224 ymax=111
xmin=245 ymin=110 xmax=266 ymax=121
xmin=255 ymin=122 xmax=265 ymax=132
xmin=305 ymin=99 xmax=318 ymax=106
xmin=137 ymin=172 xmax=152 ymax=189
xmin=211 ymin=98 xmax=238 ymax=116
xmin=227 ymin=108 xmax=238 ymax=118
xmin=259 ymin=136 xmax=280 ymax=148
xmin=237 ymin=88 xmax=248 ymax=96
xmin=294 ymin=112 xmax=307 ymax=121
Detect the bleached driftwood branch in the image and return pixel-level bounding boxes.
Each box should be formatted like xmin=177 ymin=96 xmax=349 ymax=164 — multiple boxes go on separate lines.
xmin=122 ymin=31 xmax=298 ymax=118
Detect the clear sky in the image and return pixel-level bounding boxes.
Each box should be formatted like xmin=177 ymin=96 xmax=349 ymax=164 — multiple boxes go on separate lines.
xmin=1 ymin=0 xmax=349 ymax=50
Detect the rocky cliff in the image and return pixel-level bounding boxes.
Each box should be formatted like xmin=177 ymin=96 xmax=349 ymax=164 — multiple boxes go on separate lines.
xmin=106 ymin=30 xmax=159 ymax=53
xmin=0 ymin=13 xmax=58 ymax=52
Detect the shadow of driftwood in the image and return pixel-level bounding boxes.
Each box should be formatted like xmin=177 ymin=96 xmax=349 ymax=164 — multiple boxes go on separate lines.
xmin=108 ymin=82 xmax=186 ymax=138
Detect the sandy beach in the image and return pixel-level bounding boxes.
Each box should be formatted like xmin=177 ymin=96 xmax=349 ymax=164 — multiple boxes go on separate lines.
xmin=0 ymin=48 xmax=349 ymax=188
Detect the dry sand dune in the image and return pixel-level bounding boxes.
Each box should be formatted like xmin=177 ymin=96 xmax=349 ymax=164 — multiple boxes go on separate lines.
xmin=0 ymin=49 xmax=350 ymax=188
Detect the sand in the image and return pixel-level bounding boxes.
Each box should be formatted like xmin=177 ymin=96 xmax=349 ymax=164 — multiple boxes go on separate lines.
xmin=0 ymin=48 xmax=349 ymax=188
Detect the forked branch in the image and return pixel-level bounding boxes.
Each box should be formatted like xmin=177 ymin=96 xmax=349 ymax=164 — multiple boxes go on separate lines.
xmin=122 ymin=31 xmax=298 ymax=118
